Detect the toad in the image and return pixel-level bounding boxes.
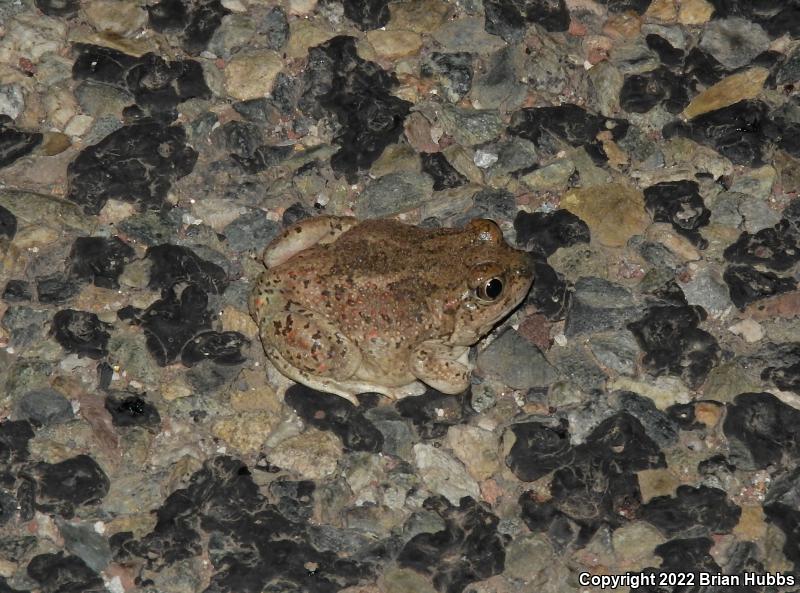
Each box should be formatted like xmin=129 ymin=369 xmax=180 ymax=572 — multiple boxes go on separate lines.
xmin=249 ymin=216 xmax=534 ymax=404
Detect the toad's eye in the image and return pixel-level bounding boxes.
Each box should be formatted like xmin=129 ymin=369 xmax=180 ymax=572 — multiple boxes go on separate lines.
xmin=476 ymin=277 xmax=504 ymax=301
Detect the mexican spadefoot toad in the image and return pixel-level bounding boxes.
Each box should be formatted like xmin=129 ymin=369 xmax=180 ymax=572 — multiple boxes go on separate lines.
xmin=249 ymin=216 xmax=534 ymax=404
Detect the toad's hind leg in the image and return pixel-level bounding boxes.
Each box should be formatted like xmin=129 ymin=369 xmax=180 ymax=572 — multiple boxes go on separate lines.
xmin=410 ymin=342 xmax=471 ymax=394
xmin=262 ymin=215 xmax=358 ymax=268
xmin=258 ymin=304 xmax=362 ymax=388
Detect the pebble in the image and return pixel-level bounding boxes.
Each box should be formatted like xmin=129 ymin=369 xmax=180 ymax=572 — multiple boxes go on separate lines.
xmin=285 ymin=20 xmax=337 ymax=59
xmin=445 ymin=425 xmax=500 ymax=481
xmin=477 ymin=329 xmax=558 ymax=390
xmin=611 ymin=522 xmax=665 ymax=568
xmin=699 ymin=17 xmax=770 ymax=70
xmin=57 ymin=520 xmax=112 ymax=572
xmin=388 ymin=0 xmax=452 ymax=33
xmin=413 ymin=443 xmax=480 ymax=505
xmin=64 ymin=114 xmax=94 ymax=138
xmin=15 ymin=388 xmax=73 ymax=426
xmin=355 ymin=171 xmax=433 ymax=218
xmin=260 ymin=7 xmax=289 ymax=50
xmin=678 ymin=0 xmax=714 ymax=25
xmin=365 ymin=30 xmax=423 ymax=59
xmin=0 ymin=84 xmax=25 ymax=121
xmin=677 ymin=263 xmax=733 ymax=318
xmin=588 ymin=331 xmax=640 ymax=376
xmin=471 ymin=45 xmax=527 ymax=111
xmin=212 ymin=411 xmax=280 ymax=454
xmin=473 ymin=148 xmax=499 ymax=168
xmin=502 ymin=534 xmax=557 ymax=585
xmin=84 ymin=0 xmax=147 ymax=36
xmin=560 ymin=182 xmax=650 ymax=248
xmin=432 ymin=16 xmax=507 ymax=53
xmin=414 ymin=104 xmax=500 ymax=148
xmin=520 ymin=158 xmax=575 ymax=192
xmin=382 ymin=567 xmax=437 ymax=593
xmin=223 ymin=50 xmax=283 ymax=101
xmin=683 ymin=68 xmax=769 ymax=120
xmin=207 ymin=14 xmax=257 ymax=59
xmin=268 ymin=429 xmax=343 ymax=479
xmin=728 ymin=165 xmax=776 ymax=202
xmin=645 ymin=0 xmax=677 ymax=23
xmin=728 ymin=318 xmax=764 ymax=343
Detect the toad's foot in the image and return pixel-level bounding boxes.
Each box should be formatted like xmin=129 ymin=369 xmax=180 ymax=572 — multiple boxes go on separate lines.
xmin=410 ymin=342 xmax=471 ymax=394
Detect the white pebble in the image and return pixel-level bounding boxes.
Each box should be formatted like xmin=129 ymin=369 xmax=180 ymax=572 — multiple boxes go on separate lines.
xmin=474 ymin=148 xmax=498 ymax=168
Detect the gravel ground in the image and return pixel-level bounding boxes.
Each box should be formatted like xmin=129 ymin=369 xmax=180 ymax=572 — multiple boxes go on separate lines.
xmin=2 ymin=0 xmax=800 ymax=591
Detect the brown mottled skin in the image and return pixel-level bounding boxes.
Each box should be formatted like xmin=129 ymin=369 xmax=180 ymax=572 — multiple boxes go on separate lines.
xmin=249 ymin=216 xmax=534 ymax=404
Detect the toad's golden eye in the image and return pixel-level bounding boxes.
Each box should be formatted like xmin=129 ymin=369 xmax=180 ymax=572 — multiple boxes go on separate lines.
xmin=476 ymin=277 xmax=504 ymax=301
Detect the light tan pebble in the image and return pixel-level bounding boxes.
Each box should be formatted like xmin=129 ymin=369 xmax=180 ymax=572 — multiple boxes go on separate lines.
xmin=432 ymin=17 xmax=506 ymax=54
xmin=388 ymin=0 xmax=452 ymax=33
xmin=285 ymin=20 xmax=337 ymax=60
xmin=445 ymin=425 xmax=501 ymax=481
xmin=223 ymin=50 xmax=283 ymax=101
xmin=98 ymin=200 xmax=137 ymax=226
xmin=84 ymin=0 xmax=147 ymax=36
xmin=645 ymin=223 xmax=701 ymax=261
xmin=0 ymin=559 xmax=16 ymax=578
xmin=221 ymin=307 xmax=259 ymax=339
xmin=227 ymin=368 xmax=283 ymax=413
xmin=364 ymin=30 xmax=423 ymax=59
xmin=611 ymin=522 xmax=666 ymax=569
xmin=39 ymin=132 xmax=71 ymax=156
xmin=442 ymin=145 xmax=483 ymax=184
xmin=637 ymin=468 xmax=680 ymax=502
xmin=43 ymin=85 xmax=79 ymax=129
xmin=64 ymin=114 xmax=94 ymax=138
xmin=645 ymin=0 xmax=677 ymax=22
xmin=520 ymin=158 xmax=575 ymax=192
xmin=74 ymin=285 xmax=128 ymax=315
xmin=160 ymin=379 xmax=193 ymax=401
xmin=287 ymin=0 xmax=317 ymax=14
xmin=268 ymin=429 xmax=342 ymax=479
xmin=381 ymin=568 xmax=437 ymax=593
xmin=229 ymin=386 xmax=279 ymax=412
xmin=212 ymin=411 xmax=281 ymax=454
xmin=728 ymin=318 xmax=764 ymax=343
xmin=67 ymin=28 xmax=160 ymax=57
xmin=221 ymin=0 xmax=247 ymax=10
xmin=118 ymin=259 xmax=152 ymax=290
xmin=734 ymin=505 xmax=768 ymax=541
xmin=683 ymin=68 xmax=769 ymax=119
xmin=597 ymin=132 xmax=628 ymax=168
xmin=11 ymin=225 xmax=60 ymax=249
xmin=608 ymin=376 xmax=691 ymax=409
xmin=560 ymin=182 xmax=649 ymax=248
xmin=678 ymin=0 xmax=715 ymax=25
xmin=370 ymin=143 xmax=421 ymax=177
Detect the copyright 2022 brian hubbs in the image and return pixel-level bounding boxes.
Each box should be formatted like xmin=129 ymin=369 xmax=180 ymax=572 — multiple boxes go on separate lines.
xmin=578 ymin=571 xmax=795 ymax=589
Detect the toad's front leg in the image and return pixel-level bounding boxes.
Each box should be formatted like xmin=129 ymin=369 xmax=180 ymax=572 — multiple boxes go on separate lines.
xmin=409 ymin=341 xmax=471 ymax=394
